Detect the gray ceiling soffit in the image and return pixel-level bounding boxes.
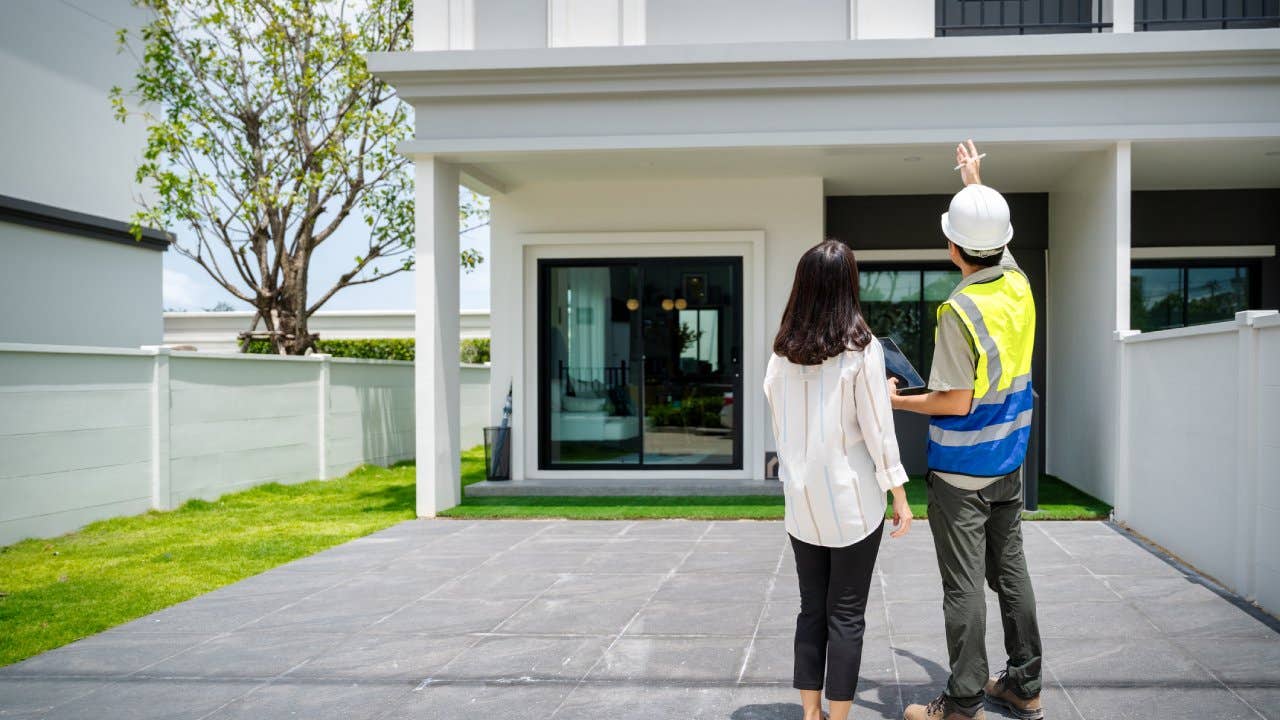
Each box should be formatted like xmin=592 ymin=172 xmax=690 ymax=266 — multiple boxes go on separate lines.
xmin=0 ymin=194 xmax=172 ymax=252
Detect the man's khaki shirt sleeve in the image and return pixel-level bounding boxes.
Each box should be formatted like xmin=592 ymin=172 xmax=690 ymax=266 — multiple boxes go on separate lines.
xmin=927 ymin=304 xmax=978 ymax=392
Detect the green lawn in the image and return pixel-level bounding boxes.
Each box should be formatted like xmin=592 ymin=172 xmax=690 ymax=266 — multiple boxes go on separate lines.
xmin=445 ymin=445 xmax=1111 ymax=521
xmin=0 ymin=464 xmax=416 ymax=667
xmin=0 ymin=450 xmax=1108 ymax=667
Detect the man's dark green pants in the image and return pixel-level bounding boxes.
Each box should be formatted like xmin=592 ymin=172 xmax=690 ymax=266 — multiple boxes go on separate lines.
xmin=926 ymin=469 xmax=1043 ymax=708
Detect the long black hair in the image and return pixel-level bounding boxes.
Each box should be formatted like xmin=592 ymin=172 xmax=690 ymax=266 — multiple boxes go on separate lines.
xmin=772 ymin=239 xmax=873 ymax=365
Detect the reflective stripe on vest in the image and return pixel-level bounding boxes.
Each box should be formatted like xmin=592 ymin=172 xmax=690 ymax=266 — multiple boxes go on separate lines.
xmin=927 ymin=270 xmax=1036 ymax=478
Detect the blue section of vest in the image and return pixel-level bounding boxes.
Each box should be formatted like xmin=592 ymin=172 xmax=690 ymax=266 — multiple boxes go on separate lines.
xmin=931 ymin=383 xmax=1033 ymax=432
xmin=927 ymin=382 xmax=1034 ymax=477
xmin=927 ymin=430 xmax=1031 ymax=478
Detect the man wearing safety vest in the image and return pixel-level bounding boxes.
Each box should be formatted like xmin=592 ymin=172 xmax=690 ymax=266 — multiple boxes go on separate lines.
xmin=891 ymin=141 xmax=1043 ymax=720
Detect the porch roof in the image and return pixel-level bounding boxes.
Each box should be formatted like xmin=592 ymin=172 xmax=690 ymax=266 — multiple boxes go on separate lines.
xmin=369 ymin=29 xmax=1280 ymax=166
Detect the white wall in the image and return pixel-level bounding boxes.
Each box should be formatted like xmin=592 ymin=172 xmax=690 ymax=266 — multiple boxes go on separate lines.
xmin=328 ymin=360 xmax=417 ymax=478
xmin=1046 ymin=143 xmax=1130 ymax=503
xmin=161 ymin=309 xmax=491 ymax=451
xmin=490 ymin=176 xmax=824 ymax=481
xmin=1254 ymin=314 xmax=1280 ymax=614
xmin=0 ymin=344 xmax=414 ymax=546
xmin=474 ymin=0 xmax=548 ymax=49
xmin=0 ymin=221 xmax=163 ymax=348
xmin=852 ymin=0 xmax=934 ymax=39
xmin=413 ymin=0 xmax=939 ymax=51
xmin=1118 ymin=311 xmax=1280 ymax=615
xmin=0 ymin=0 xmax=149 ymax=221
xmin=0 ymin=346 xmax=154 ymax=547
xmin=647 ymin=0 xmax=850 ymax=45
xmin=549 ymin=0 xmax=645 ymax=47
xmin=460 ymin=365 xmax=492 ymax=452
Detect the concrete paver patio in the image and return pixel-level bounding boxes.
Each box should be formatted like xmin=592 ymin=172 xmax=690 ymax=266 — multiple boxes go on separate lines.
xmin=2 ymin=520 xmax=1277 ymax=719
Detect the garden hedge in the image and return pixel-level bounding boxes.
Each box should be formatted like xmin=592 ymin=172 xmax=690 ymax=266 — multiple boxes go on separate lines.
xmin=243 ymin=336 xmax=491 ymax=363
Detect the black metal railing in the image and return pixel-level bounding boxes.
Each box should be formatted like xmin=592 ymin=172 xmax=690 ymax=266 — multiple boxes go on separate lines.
xmin=936 ymin=0 xmax=1111 ymax=35
xmin=557 ymin=361 xmax=630 ymax=391
xmin=1137 ymin=0 xmax=1280 ymax=30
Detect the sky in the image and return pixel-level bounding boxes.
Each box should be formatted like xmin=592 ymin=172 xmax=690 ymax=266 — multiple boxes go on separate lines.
xmin=162 ymin=188 xmax=492 ymax=312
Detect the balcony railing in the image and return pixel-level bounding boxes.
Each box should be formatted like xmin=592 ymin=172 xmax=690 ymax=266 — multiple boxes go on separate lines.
xmin=1137 ymin=0 xmax=1280 ymax=30
xmin=936 ymin=0 xmax=1111 ymax=35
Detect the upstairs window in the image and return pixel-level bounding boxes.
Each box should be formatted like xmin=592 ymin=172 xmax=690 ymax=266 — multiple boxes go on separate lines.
xmin=1137 ymin=0 xmax=1280 ymax=30
xmin=936 ymin=0 xmax=1111 ymax=36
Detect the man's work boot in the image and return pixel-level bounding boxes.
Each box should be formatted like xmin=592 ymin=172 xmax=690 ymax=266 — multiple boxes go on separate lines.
xmin=903 ymin=694 xmax=985 ymax=720
xmin=984 ymin=673 xmax=1044 ymax=720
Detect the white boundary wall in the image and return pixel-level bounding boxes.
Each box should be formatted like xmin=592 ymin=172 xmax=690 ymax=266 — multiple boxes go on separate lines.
xmin=162 ymin=309 xmax=491 ymax=353
xmin=0 ymin=344 xmax=414 ymax=546
xmin=1117 ymin=310 xmax=1280 ymax=615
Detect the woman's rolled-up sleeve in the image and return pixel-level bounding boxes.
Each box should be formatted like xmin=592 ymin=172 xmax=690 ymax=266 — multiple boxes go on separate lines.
xmin=853 ymin=339 xmax=910 ymax=492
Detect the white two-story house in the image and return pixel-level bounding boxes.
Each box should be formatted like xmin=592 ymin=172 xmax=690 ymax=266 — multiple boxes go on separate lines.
xmin=370 ymin=1 xmax=1280 ymax=517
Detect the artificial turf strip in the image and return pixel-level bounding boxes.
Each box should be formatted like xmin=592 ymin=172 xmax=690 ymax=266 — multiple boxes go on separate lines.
xmin=0 ymin=463 xmax=417 ymax=668
xmin=449 ymin=445 xmax=1111 ymax=522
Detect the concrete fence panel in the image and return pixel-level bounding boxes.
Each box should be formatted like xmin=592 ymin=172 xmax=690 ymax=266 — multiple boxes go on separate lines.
xmin=168 ymin=353 xmax=323 ymax=507
xmin=0 ymin=346 xmax=155 ymax=544
xmin=0 ymin=344 xmax=415 ymax=546
xmin=327 ymin=358 xmax=416 ymax=478
xmin=1252 ymin=315 xmax=1280 ymax=613
xmin=1119 ymin=310 xmax=1279 ymax=615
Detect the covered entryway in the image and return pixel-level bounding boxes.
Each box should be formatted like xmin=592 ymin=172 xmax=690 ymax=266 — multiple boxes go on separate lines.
xmin=367 ymin=31 xmax=1280 ymax=515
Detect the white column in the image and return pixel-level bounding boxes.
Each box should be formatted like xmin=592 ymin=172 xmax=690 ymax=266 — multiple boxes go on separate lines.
xmin=142 ymin=346 xmax=172 ymax=510
xmin=1111 ymin=0 xmax=1136 ymax=33
xmin=1046 ymin=142 xmax=1130 ymax=505
xmin=414 ymin=0 xmax=474 ymax=50
xmin=316 ymin=353 xmax=331 ymax=481
xmin=415 ymin=156 xmax=462 ymax=517
xmin=1112 ymin=329 xmax=1140 ymax=523
xmin=1232 ymin=310 xmax=1274 ymax=600
xmin=851 ymin=0 xmax=935 ymax=39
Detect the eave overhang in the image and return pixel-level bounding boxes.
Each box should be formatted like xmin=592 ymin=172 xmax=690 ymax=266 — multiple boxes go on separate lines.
xmin=368 ymin=29 xmax=1280 ymax=156
xmin=0 ymin=194 xmax=172 ymax=252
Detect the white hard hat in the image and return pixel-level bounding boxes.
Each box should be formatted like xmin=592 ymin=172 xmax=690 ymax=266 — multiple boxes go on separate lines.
xmin=941 ymin=184 xmax=1013 ymax=254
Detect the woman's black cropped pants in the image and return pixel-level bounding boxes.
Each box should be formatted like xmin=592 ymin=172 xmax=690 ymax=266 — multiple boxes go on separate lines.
xmin=789 ymin=521 xmax=884 ymax=702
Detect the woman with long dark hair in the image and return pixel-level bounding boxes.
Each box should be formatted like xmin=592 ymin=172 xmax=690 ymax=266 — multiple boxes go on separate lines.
xmin=763 ymin=239 xmax=913 ymax=720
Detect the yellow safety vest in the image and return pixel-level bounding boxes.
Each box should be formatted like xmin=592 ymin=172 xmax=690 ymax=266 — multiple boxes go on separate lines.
xmin=926 ymin=270 xmax=1037 ymax=477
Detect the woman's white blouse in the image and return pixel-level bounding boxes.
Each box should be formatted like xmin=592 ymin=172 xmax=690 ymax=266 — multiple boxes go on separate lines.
xmin=763 ymin=338 xmax=909 ymax=548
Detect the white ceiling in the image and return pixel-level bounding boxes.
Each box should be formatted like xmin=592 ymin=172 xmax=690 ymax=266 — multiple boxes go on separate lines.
xmin=456 ymin=138 xmax=1280 ymax=195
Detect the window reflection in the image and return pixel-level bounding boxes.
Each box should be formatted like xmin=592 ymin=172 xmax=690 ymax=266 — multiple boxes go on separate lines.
xmin=1130 ymin=264 xmax=1254 ymax=333
xmin=860 ymin=267 xmax=961 ymax=374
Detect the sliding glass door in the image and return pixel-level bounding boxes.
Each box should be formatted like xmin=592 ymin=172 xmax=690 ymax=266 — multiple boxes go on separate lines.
xmin=538 ymin=257 xmax=742 ymax=470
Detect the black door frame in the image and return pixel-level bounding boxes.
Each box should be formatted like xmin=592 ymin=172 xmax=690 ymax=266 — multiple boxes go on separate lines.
xmin=536 ymin=256 xmax=744 ymax=471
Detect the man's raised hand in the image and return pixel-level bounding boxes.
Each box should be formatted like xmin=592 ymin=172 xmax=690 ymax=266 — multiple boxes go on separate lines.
xmin=956 ymin=139 xmax=983 ymax=186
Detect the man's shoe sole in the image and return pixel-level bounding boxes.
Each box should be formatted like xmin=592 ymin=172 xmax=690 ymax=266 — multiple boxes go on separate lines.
xmin=984 ymin=693 xmax=1044 ymax=720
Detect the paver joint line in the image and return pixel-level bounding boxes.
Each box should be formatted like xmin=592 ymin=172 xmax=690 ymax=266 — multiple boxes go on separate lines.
xmin=7 ymin=519 xmax=1278 ymax=720
xmin=543 ymin=521 xmax=716 ymax=720
xmin=1034 ymin=522 xmax=1272 ymax=720
xmin=374 ymin=521 xmax=566 ymax=719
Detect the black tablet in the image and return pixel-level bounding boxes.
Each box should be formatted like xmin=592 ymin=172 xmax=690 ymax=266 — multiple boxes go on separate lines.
xmin=878 ymin=337 xmax=929 ymax=395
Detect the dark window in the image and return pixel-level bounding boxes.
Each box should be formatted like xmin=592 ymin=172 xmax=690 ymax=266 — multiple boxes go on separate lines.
xmin=1136 ymin=0 xmax=1280 ymax=31
xmin=859 ymin=266 xmax=963 ymax=377
xmin=537 ymin=257 xmax=744 ymax=470
xmin=936 ymin=0 xmax=1111 ymax=36
xmin=1130 ymin=262 xmax=1258 ymax=333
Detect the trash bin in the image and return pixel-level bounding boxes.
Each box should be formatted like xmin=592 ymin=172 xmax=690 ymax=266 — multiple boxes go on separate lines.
xmin=483 ymin=426 xmax=511 ymax=481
